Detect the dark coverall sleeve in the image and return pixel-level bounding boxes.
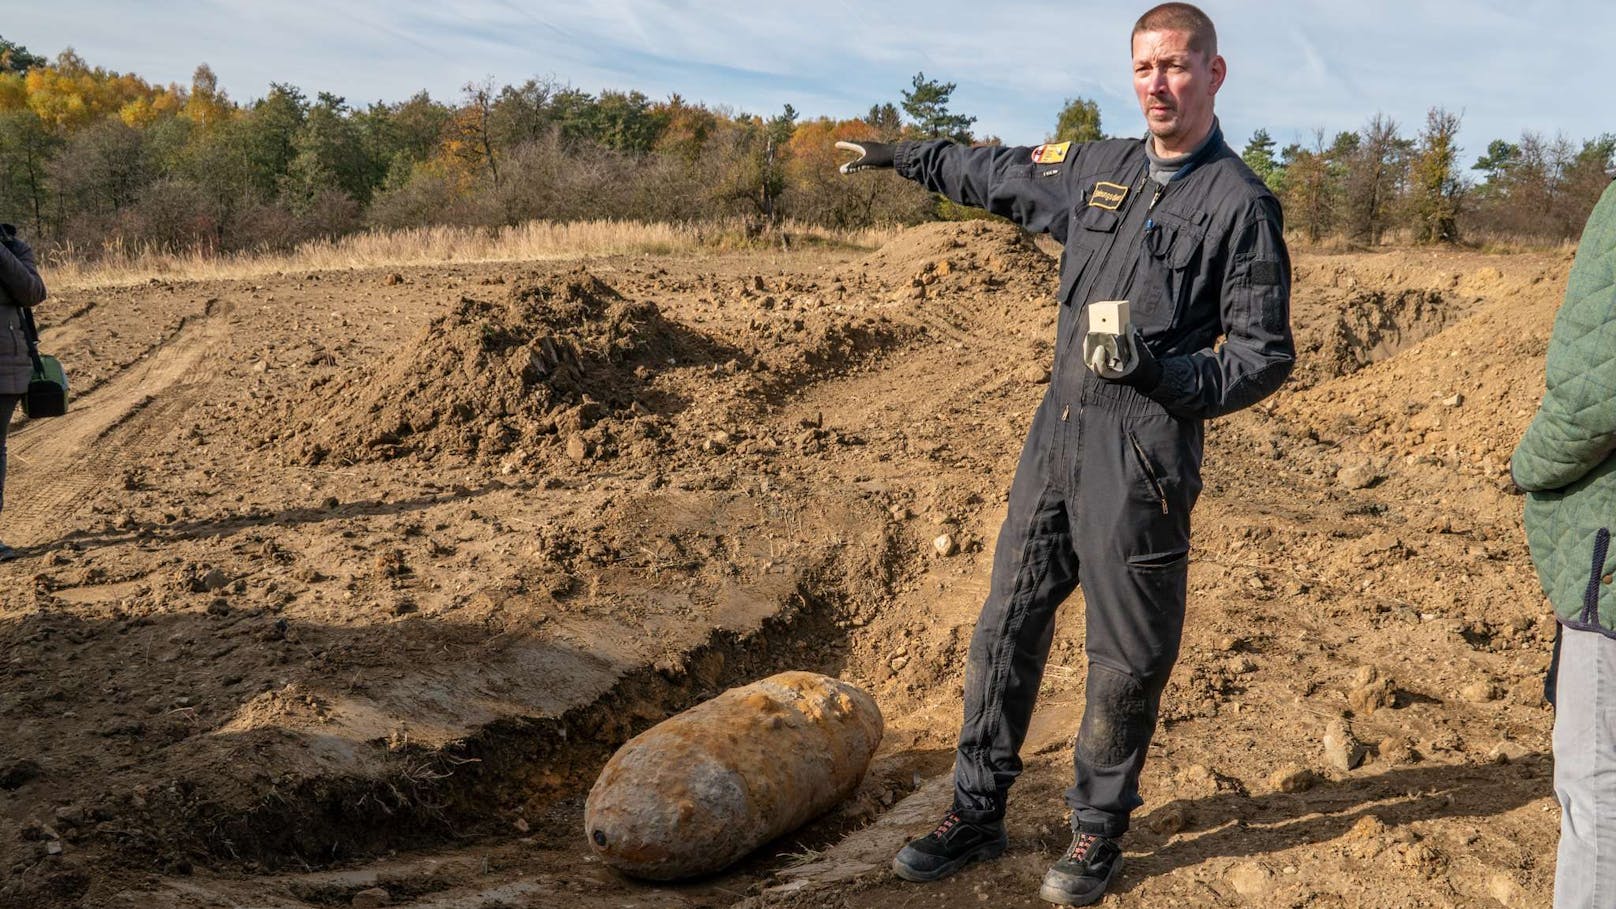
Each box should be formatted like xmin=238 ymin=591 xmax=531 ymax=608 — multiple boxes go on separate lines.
xmin=0 ymin=228 xmax=47 ymax=307
xmin=1147 ymin=195 xmax=1294 ymax=420
xmin=895 ymin=140 xmax=1075 ymax=241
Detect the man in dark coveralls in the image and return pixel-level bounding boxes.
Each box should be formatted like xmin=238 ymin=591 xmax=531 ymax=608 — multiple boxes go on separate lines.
xmin=838 ymin=4 xmax=1294 ymax=904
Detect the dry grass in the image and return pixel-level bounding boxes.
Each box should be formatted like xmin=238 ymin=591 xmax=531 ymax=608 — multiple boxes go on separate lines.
xmin=42 ymin=218 xmax=899 ymax=290
xmin=1285 ymin=227 xmax=1579 ymax=257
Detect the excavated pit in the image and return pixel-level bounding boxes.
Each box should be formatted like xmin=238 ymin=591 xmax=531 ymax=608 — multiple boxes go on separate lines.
xmin=116 ymin=568 xmax=924 ymax=878
xmin=1288 ymin=286 xmax=1461 ymax=388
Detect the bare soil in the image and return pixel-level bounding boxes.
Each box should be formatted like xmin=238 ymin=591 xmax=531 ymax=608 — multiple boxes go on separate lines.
xmin=0 ymin=223 xmax=1572 ymax=908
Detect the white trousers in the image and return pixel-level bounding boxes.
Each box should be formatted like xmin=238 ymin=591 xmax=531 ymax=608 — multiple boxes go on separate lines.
xmin=1555 ymin=626 xmax=1616 ymax=908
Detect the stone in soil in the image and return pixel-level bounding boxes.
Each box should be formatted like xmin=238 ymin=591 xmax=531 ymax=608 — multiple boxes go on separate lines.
xmin=1323 ymin=717 xmax=1366 ymax=771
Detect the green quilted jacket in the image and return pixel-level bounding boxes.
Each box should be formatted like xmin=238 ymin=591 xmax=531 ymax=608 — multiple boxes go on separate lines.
xmin=1513 ymin=180 xmax=1616 ymax=636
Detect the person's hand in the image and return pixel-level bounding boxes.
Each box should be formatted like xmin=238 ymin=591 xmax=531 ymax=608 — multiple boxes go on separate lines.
xmin=836 ymin=140 xmax=895 ymax=174
xmin=1085 ymin=328 xmax=1162 ymax=391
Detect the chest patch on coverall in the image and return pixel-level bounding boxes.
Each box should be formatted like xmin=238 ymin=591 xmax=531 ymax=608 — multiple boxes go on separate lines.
xmin=1089 ymin=181 xmax=1130 ymax=210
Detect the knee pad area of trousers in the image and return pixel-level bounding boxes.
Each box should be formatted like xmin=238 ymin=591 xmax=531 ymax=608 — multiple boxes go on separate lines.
xmin=1077 ymin=665 xmax=1154 ymax=767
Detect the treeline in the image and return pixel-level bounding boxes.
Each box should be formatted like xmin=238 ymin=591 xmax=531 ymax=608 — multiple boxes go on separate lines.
xmin=0 ymin=36 xmax=1611 ymax=262
xmin=0 ymin=41 xmax=950 ymax=258
xmin=1243 ymin=109 xmax=1614 ymax=246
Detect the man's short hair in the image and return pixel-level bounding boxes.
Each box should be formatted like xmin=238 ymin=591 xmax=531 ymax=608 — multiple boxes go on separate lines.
xmin=1132 ymin=3 xmax=1218 ymax=59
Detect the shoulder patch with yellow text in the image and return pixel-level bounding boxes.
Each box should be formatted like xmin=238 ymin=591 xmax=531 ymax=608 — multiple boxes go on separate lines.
xmin=1089 ymin=181 xmax=1129 ymax=210
xmin=1030 ymin=141 xmax=1071 ymax=165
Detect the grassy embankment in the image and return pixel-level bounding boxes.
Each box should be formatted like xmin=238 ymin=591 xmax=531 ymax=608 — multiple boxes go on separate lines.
xmin=42 ymin=218 xmax=898 ymax=289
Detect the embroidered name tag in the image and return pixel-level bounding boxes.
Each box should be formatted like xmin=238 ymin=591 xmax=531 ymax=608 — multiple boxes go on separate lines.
xmin=1089 ymin=181 xmax=1129 ymax=210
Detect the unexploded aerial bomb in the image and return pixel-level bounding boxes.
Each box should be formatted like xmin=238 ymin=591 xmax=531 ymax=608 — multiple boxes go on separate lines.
xmin=584 ymin=671 xmax=883 ymax=880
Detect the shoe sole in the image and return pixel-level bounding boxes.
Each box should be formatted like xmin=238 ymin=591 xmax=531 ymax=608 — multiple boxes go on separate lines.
xmin=1038 ymin=854 xmax=1123 ymax=906
xmin=891 ymin=836 xmax=1008 ymax=882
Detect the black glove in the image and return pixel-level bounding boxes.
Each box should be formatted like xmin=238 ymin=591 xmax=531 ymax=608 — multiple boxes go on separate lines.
xmin=1117 ymin=330 xmax=1163 ymax=392
xmin=836 ymin=141 xmax=895 ymax=174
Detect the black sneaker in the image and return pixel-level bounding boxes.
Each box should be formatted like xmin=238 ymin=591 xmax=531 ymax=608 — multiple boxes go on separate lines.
xmin=891 ymin=809 xmax=1008 ymax=882
xmin=1039 ymin=832 xmax=1123 ymax=906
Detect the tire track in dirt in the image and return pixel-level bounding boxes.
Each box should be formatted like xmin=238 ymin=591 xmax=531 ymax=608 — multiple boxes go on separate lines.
xmin=4 ymin=299 xmax=233 ymax=546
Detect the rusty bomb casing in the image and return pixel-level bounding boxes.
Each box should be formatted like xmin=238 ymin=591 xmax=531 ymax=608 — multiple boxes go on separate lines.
xmin=584 ymin=671 xmax=883 ymax=880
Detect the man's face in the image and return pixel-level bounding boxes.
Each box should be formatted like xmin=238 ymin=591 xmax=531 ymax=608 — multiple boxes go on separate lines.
xmin=1132 ymin=28 xmax=1225 ymax=154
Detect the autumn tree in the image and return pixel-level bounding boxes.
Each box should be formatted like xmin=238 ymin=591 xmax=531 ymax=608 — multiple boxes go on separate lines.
xmin=1474 ymin=133 xmax=1616 ymax=241
xmin=653 ymin=94 xmax=719 ymax=163
xmin=1408 ymin=107 xmax=1464 ymax=244
xmin=1279 ymin=130 xmax=1335 ymax=243
xmin=1556 ymin=134 xmax=1616 ymax=236
xmin=784 ymin=117 xmax=931 ymax=228
xmin=183 ymin=64 xmax=232 ymax=130
xmin=1340 ymin=114 xmax=1410 ymax=246
xmin=22 ymin=50 xmax=176 ymax=132
xmin=447 ymin=80 xmax=500 ymax=188
xmin=6 ymin=38 xmax=1614 ymax=260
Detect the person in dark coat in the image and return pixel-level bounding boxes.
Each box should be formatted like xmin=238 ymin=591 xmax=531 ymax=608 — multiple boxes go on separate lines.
xmin=838 ymin=3 xmax=1293 ymax=904
xmin=0 ymin=223 xmax=48 ymax=559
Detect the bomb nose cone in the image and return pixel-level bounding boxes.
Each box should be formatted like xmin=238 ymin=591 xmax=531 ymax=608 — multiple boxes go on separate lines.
xmin=584 ymin=671 xmax=883 ymax=880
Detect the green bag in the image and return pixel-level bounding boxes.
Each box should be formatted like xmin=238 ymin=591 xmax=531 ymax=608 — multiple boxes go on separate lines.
xmin=20 ymin=306 xmax=66 ymax=418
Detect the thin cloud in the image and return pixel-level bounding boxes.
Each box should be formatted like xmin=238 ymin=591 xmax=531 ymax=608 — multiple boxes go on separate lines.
xmin=5 ymin=1 xmax=1614 ymax=157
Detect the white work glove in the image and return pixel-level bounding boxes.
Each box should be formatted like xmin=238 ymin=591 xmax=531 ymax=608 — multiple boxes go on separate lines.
xmin=835 ymin=140 xmax=895 ymax=174
xmin=1084 ymin=327 xmax=1135 ymax=378
xmin=1084 ymin=327 xmax=1163 ymax=391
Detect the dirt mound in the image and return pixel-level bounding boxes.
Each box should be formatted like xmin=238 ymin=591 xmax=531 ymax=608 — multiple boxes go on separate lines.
xmin=271 ymin=269 xmax=697 ymax=467
xmin=1278 ymin=269 xmax=1565 ymax=496
xmin=859 ymin=220 xmax=1054 ymax=296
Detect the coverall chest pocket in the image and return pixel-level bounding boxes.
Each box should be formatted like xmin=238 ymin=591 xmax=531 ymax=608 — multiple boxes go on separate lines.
xmin=1057 ymin=205 xmax=1119 ymax=305
xmin=1135 ymin=211 xmax=1204 ymax=337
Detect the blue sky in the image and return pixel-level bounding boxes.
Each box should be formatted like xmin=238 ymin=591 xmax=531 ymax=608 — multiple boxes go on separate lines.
xmin=7 ymin=1 xmax=1613 ymax=161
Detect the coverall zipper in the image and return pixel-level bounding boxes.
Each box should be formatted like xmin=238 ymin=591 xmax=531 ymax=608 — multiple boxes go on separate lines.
xmin=1062 ymin=166 xmax=1150 ymax=365
xmin=1126 ymin=430 xmax=1170 ymax=515
xmin=1113 ymin=182 xmax=1169 ymax=327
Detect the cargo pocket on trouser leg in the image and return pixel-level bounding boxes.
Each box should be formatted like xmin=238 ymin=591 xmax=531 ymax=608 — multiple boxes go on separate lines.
xmin=1120 ymin=546 xmax=1190 ymax=683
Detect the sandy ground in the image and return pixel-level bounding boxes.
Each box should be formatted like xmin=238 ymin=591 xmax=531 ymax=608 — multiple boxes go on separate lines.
xmin=0 ymin=222 xmax=1574 ymax=908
